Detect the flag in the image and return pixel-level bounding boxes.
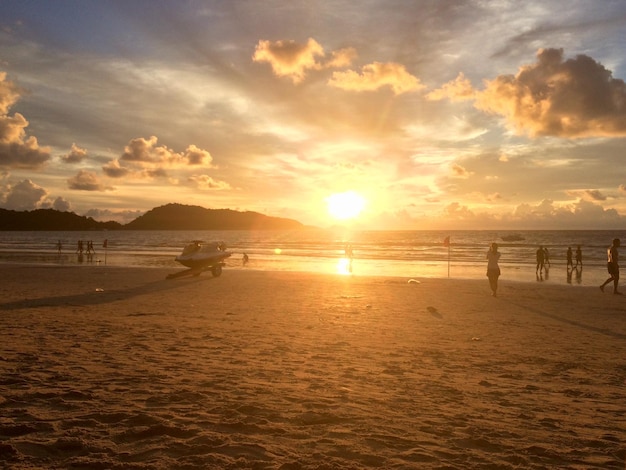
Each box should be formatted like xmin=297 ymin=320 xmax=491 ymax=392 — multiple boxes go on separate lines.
xmin=443 ymin=236 xmax=450 ymax=247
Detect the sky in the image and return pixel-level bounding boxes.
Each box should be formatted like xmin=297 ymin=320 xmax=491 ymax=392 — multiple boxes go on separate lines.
xmin=1 ymin=0 xmax=626 ymax=230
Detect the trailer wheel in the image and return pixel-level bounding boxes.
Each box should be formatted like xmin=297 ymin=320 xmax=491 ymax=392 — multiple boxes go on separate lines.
xmin=211 ymin=265 xmax=223 ymax=277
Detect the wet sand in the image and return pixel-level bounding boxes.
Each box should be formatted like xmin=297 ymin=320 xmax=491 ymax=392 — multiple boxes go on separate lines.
xmin=0 ymin=265 xmax=625 ymax=469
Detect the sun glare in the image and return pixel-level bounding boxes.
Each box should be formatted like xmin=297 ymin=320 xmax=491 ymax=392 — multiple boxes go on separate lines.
xmin=326 ymin=191 xmax=366 ymax=220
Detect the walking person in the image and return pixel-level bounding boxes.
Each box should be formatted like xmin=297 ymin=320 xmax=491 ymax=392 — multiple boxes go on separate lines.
xmin=575 ymin=245 xmax=583 ymax=268
xmin=536 ymin=246 xmax=545 ymax=276
xmin=486 ymin=242 xmax=501 ymax=297
xmin=566 ymin=247 xmax=573 ymax=269
xmin=600 ymin=238 xmax=621 ymax=295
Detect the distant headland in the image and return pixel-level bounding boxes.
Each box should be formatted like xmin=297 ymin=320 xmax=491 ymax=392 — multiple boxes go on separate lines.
xmin=0 ymin=203 xmax=306 ymax=231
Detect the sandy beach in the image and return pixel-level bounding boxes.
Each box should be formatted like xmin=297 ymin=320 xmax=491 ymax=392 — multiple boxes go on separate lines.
xmin=0 ymin=265 xmax=625 ymax=469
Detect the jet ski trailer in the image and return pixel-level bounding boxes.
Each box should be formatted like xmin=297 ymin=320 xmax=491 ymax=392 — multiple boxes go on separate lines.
xmin=166 ymin=241 xmax=231 ymax=279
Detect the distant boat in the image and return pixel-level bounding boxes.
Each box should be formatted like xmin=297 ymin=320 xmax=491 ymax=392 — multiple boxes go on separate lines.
xmin=501 ymin=234 xmax=525 ymax=242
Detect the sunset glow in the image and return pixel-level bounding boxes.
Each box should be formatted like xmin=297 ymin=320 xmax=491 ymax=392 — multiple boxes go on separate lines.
xmin=326 ymin=191 xmax=366 ymax=220
xmin=1 ymin=3 xmax=626 ymax=229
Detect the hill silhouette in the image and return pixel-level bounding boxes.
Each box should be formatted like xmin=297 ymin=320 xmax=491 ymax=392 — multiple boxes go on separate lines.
xmin=0 ymin=204 xmax=305 ymax=231
xmin=124 ymin=204 xmax=304 ymax=230
xmin=0 ymin=208 xmax=122 ymax=231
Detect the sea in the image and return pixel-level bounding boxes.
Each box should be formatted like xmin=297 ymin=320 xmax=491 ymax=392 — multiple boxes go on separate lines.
xmin=1 ymin=229 xmax=624 ymax=287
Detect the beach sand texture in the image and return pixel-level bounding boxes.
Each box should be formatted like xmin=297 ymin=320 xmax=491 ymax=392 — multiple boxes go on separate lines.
xmin=0 ymin=265 xmax=625 ymax=469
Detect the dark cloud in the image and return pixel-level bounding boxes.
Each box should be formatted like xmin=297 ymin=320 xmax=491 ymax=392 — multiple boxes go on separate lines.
xmin=583 ymin=189 xmax=607 ymax=201
xmin=52 ymin=196 xmax=71 ymax=211
xmin=475 ymin=48 xmax=626 ymax=138
xmin=102 ymin=159 xmax=129 ymax=178
xmin=67 ymin=169 xmax=112 ymax=191
xmin=2 ymin=178 xmax=48 ymax=210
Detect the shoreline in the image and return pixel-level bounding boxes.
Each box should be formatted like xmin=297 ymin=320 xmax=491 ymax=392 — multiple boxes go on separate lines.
xmin=0 ymin=255 xmax=611 ymax=289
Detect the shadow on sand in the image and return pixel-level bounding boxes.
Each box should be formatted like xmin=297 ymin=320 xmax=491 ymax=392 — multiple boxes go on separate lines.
xmin=0 ymin=273 xmax=214 ymax=311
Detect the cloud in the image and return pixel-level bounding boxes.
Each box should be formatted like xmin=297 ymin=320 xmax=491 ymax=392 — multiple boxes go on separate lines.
xmin=0 ymin=72 xmax=21 ymax=115
xmin=0 ymin=72 xmax=51 ymax=168
xmin=433 ymin=198 xmax=625 ymax=229
xmin=121 ymin=136 xmax=176 ymax=164
xmin=183 ymin=144 xmax=213 ymax=165
xmin=62 ymin=143 xmax=88 ymax=163
xmin=253 ymin=38 xmax=356 ymax=83
xmin=102 ymin=159 xmax=129 ymax=178
xmin=328 ymin=62 xmax=424 ymax=95
xmin=475 ymin=48 xmax=626 ymax=138
xmin=38 ymin=195 xmax=71 ymax=211
xmin=253 ymin=38 xmax=325 ymax=83
xmin=103 ymin=137 xmax=215 ymax=181
xmin=188 ymin=174 xmax=232 ymax=190
xmin=84 ymin=207 xmax=144 ymax=224
xmin=584 ymin=189 xmax=607 ymax=201
xmin=1 ymin=178 xmax=48 ymax=210
xmin=67 ymin=169 xmax=113 ymax=191
xmin=426 ymin=73 xmax=476 ymax=102
xmin=120 ymin=136 xmax=214 ymax=167
xmin=51 ymin=196 xmax=71 ymax=211
xmin=450 ymin=163 xmax=472 ymax=178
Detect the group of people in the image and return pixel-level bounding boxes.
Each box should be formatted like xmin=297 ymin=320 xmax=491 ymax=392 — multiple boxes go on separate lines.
xmin=55 ymin=239 xmax=108 ymax=256
xmin=566 ymin=246 xmax=583 ymax=269
xmin=75 ymin=240 xmax=97 ymax=255
xmin=486 ymin=239 xmax=621 ymax=297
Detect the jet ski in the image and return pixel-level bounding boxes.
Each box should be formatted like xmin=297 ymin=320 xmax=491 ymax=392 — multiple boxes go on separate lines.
xmin=168 ymin=241 xmax=231 ymax=278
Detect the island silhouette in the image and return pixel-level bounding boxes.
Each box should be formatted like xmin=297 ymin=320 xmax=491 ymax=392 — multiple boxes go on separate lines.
xmin=0 ymin=203 xmax=306 ymax=231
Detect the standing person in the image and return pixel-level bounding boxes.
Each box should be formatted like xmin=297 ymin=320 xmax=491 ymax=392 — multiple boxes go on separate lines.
xmin=575 ymin=245 xmax=583 ymax=268
xmin=600 ymin=238 xmax=621 ymax=294
xmin=566 ymin=247 xmax=573 ymax=269
xmin=56 ymin=240 xmax=62 ymax=254
xmin=486 ymin=242 xmax=501 ymax=297
xmin=543 ymin=247 xmax=551 ymax=267
xmin=536 ymin=246 xmax=545 ymax=275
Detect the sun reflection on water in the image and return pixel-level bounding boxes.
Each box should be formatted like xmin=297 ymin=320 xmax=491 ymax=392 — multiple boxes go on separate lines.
xmin=336 ymin=257 xmax=353 ymax=275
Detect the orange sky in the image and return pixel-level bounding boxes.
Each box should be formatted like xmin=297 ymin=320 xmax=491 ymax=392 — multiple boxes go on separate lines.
xmin=1 ymin=1 xmax=626 ymax=229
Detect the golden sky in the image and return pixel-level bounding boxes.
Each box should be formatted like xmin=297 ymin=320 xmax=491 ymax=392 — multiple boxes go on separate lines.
xmin=1 ymin=1 xmax=626 ymax=229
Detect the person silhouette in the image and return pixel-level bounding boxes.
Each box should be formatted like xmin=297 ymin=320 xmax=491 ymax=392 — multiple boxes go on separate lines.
xmin=536 ymin=246 xmax=545 ymax=276
xmin=575 ymin=246 xmax=583 ymax=268
xmin=566 ymin=247 xmax=573 ymax=269
xmin=486 ymin=242 xmax=501 ymax=297
xmin=600 ymin=238 xmax=621 ymax=294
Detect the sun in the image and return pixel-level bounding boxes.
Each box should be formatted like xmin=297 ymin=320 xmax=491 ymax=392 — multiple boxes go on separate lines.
xmin=326 ymin=191 xmax=366 ymax=220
